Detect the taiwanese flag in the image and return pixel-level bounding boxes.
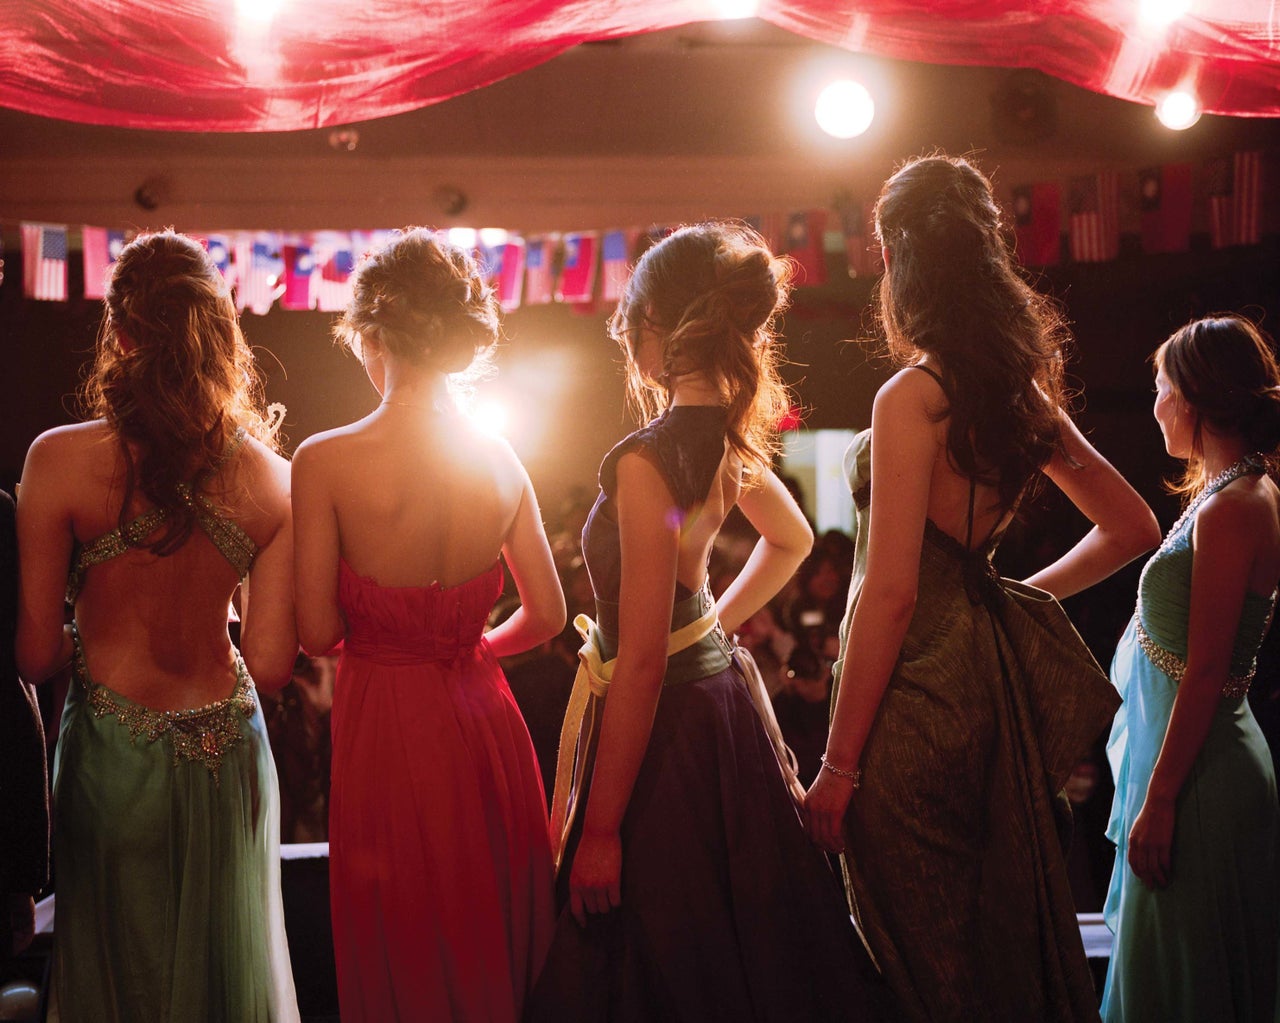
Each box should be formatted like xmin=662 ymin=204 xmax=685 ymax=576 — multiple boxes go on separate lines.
xmin=784 ymin=210 xmax=828 ymax=286
xmin=524 ymin=236 xmax=555 ymax=306
xmin=1012 ymin=183 xmax=1061 ymax=266
xmin=20 ymin=223 xmax=68 ymax=301
xmin=556 ymin=232 xmax=598 ymax=304
xmin=601 ymin=229 xmax=635 ymax=303
xmin=202 ymin=234 xmax=233 ymax=280
xmin=280 ymin=239 xmax=316 ymax=310
xmin=82 ymin=226 xmax=127 ymax=299
xmin=496 ymin=238 xmax=526 ymax=313
xmin=1138 ymin=164 xmax=1193 ymax=255
xmin=744 ymin=213 xmax=786 ymax=253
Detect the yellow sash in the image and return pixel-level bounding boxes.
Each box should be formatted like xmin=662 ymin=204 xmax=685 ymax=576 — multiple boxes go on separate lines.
xmin=548 ymin=607 xmax=718 ymax=872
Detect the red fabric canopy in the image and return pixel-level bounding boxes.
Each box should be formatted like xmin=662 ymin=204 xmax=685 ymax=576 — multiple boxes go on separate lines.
xmin=1 ymin=0 xmax=1276 ymax=132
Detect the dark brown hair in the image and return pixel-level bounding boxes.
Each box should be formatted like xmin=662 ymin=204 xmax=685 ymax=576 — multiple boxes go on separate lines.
xmin=609 ymin=223 xmax=794 ymax=477
xmin=82 ymin=230 xmax=277 ymax=555
xmin=1155 ymin=314 xmax=1280 ymax=499
xmin=874 ymin=154 xmax=1072 ymax=507
xmin=334 ymin=228 xmax=500 ymax=380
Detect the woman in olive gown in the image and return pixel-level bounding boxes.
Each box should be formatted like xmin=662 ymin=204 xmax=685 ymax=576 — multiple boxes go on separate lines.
xmin=16 ymin=231 xmax=299 ymax=1022
xmin=1102 ymin=315 xmax=1280 ymax=1022
xmin=804 ymin=155 xmax=1161 ymax=1022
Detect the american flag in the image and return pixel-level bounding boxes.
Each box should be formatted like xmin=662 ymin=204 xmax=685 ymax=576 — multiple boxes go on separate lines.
xmin=524 ymin=236 xmax=555 ymax=305
xmin=82 ymin=226 xmax=127 ymax=300
xmin=1207 ymin=152 xmax=1264 ymax=250
xmin=784 ymin=210 xmax=828 ymax=286
xmin=556 ymin=232 xmax=597 ymax=304
xmin=21 ymin=223 xmax=68 ymax=301
xmin=600 ymin=229 xmax=635 ymax=304
xmin=202 ymin=234 xmax=233 ymax=280
xmin=280 ymin=239 xmax=316 ymax=310
xmin=1068 ymin=172 xmax=1119 ymax=263
xmin=234 ymin=233 xmax=284 ymax=315
xmin=496 ymin=238 xmax=526 ymax=313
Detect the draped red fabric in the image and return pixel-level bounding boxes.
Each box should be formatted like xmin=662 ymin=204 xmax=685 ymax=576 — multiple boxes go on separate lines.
xmin=1 ymin=0 xmax=1275 ymax=131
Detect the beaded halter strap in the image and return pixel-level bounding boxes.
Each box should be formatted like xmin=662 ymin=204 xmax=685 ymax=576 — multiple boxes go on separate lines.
xmin=1134 ymin=452 xmax=1275 ymax=698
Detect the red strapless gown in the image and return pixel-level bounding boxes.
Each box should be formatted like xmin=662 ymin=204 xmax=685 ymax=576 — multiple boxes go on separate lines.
xmin=329 ymin=559 xmax=554 ymax=1022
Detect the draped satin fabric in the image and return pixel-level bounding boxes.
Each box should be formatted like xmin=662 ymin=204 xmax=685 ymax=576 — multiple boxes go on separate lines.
xmin=1 ymin=1 xmax=1276 ymax=131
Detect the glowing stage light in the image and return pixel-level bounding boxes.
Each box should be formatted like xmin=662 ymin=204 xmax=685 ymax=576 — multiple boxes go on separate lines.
xmin=478 ymin=228 xmax=509 ymax=248
xmin=814 ymin=80 xmax=875 ymax=139
xmin=1156 ymin=90 xmax=1201 ymax=130
xmin=711 ymin=0 xmax=760 ymax=18
xmin=236 ymin=0 xmax=284 ymax=23
xmin=1138 ymin=0 xmax=1191 ymax=27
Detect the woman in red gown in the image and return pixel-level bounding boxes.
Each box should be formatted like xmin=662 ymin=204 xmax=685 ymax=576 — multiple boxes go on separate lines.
xmin=293 ymin=230 xmax=566 ymax=1022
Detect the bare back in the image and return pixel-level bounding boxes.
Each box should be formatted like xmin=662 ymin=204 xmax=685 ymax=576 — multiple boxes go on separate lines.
xmin=302 ymin=406 xmax=526 ymax=588
xmin=18 ymin=419 xmax=292 ymax=708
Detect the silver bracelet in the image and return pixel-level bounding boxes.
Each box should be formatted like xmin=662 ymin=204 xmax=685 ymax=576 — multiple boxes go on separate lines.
xmin=820 ymin=754 xmax=862 ymax=788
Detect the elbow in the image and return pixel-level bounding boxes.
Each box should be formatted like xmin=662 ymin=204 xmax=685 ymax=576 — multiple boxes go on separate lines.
xmin=15 ymin=632 xmax=61 ymax=685
xmin=298 ymin=625 xmax=343 ymax=660
xmin=536 ymin=603 xmax=569 ymax=646
xmin=1116 ymin=509 xmax=1162 ymax=565
xmin=243 ymin=641 xmax=301 ymax=694
xmin=862 ymin=581 xmax=917 ymax=627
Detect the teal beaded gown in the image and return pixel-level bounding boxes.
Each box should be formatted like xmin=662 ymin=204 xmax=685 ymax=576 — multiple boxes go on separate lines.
xmin=49 ymin=460 xmax=299 ymax=1023
xmin=1103 ymin=458 xmax=1280 ymax=1023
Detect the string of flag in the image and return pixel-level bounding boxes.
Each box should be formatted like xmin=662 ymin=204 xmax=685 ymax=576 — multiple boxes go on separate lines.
xmin=7 ymin=149 xmax=1272 ymax=307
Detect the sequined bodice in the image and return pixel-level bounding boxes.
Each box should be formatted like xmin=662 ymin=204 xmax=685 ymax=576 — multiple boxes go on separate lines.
xmin=1137 ymin=504 xmax=1276 ymax=683
xmin=66 ymin=430 xmax=257 ymax=601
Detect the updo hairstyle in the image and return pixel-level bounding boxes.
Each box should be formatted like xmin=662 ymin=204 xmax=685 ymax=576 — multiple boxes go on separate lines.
xmin=334 ymin=228 xmax=500 ymax=377
xmin=873 ymin=154 xmax=1072 ymax=507
xmin=609 ymin=222 xmax=794 ymax=475
xmin=83 ymin=229 xmax=276 ymax=555
xmin=1155 ymin=314 xmax=1280 ymax=498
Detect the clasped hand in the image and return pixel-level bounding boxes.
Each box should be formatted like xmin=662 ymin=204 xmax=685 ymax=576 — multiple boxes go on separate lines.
xmin=569 ymin=828 xmax=622 ymax=926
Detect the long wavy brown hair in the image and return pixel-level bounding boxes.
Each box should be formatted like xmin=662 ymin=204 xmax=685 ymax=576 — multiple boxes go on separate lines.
xmin=1155 ymin=314 xmax=1280 ymax=501
xmin=609 ymin=223 xmax=794 ymax=478
xmin=81 ymin=230 xmax=278 ymax=555
xmin=874 ymin=155 xmax=1072 ymax=507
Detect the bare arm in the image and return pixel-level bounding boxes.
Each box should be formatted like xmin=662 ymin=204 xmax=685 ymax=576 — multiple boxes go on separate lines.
xmin=804 ymin=371 xmax=936 ymax=852
xmin=717 ymin=468 xmax=813 ymax=637
xmin=1025 ymin=412 xmax=1160 ymax=598
xmin=239 ymin=450 xmax=297 ymax=691
xmin=485 ymin=469 xmax=566 ymax=658
xmin=1126 ymin=493 xmax=1255 ymax=889
xmin=291 ymin=439 xmax=346 ymax=657
xmin=569 ymin=451 xmax=679 ymax=924
xmin=15 ymin=432 xmax=75 ymax=684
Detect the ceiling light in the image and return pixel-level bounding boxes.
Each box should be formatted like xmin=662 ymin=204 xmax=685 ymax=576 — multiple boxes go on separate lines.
xmin=1155 ymin=90 xmax=1201 ymax=130
xmin=814 ymin=80 xmax=875 ymax=139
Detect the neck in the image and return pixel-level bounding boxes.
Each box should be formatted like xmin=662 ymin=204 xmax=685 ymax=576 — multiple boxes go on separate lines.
xmin=379 ymin=364 xmax=451 ymax=413
xmin=1199 ymin=432 xmax=1250 ymax=480
xmin=666 ymin=371 xmax=724 ymax=407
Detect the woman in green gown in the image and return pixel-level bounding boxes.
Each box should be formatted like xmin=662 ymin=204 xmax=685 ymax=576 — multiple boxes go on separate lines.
xmin=803 ymin=154 xmax=1162 ymax=1021
xmin=1102 ymin=315 xmax=1280 ymax=1022
xmin=16 ymin=231 xmax=300 ymax=1022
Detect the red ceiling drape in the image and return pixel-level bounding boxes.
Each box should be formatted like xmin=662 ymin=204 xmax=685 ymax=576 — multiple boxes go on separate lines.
xmin=1 ymin=0 xmax=1276 ymax=132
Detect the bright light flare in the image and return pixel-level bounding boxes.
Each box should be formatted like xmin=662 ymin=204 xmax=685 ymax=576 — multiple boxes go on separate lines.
xmin=236 ymin=0 xmax=284 ymax=24
xmin=711 ymin=0 xmax=760 ymax=19
xmin=1156 ymin=90 xmax=1201 ymax=130
xmin=446 ymin=227 xmax=478 ymax=250
xmin=471 ymin=399 xmax=510 ymax=437
xmin=1138 ymin=0 xmax=1192 ymax=27
xmin=814 ymin=79 xmax=875 ymax=139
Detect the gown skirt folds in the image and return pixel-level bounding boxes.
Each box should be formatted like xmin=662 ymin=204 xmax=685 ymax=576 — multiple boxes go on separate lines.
xmin=836 ymin=429 xmax=1120 ymax=1023
xmin=527 ymin=405 xmax=890 ymax=1023
xmin=329 ymin=559 xmax=554 ymax=1023
xmin=50 ymin=639 xmax=298 ymax=1023
xmin=1101 ymin=471 xmax=1280 ymax=1023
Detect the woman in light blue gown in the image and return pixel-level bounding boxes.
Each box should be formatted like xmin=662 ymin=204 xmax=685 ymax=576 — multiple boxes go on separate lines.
xmin=1103 ymin=314 xmax=1280 ymax=1023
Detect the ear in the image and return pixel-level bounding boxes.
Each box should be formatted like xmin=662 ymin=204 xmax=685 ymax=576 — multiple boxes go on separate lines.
xmin=116 ymin=330 xmax=136 ymax=353
xmin=881 ymin=246 xmax=892 ymax=271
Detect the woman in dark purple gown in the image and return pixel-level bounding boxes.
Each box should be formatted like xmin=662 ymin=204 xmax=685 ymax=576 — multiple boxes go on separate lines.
xmin=528 ymin=223 xmax=889 ymax=1023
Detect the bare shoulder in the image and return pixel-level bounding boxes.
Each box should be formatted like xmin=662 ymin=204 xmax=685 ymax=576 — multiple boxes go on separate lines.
xmin=1200 ymin=475 xmax=1280 ymax=535
xmin=874 ymin=366 xmax=946 ymax=420
xmin=22 ymin=420 xmax=115 ymax=482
